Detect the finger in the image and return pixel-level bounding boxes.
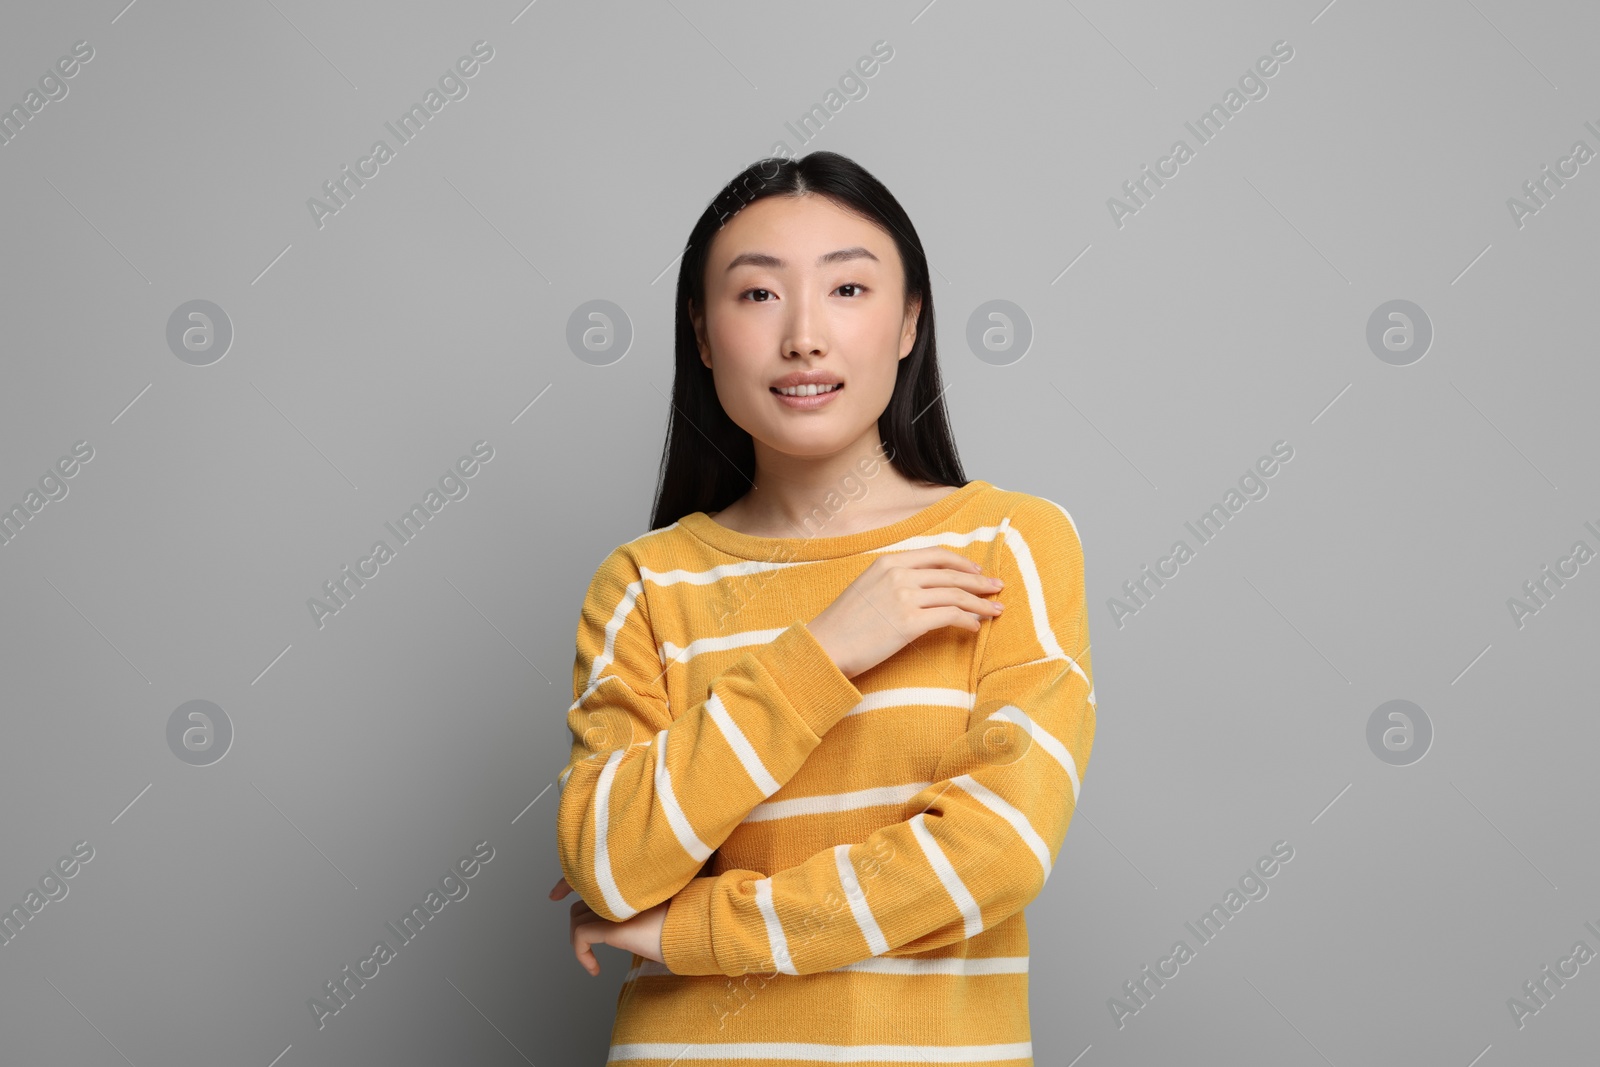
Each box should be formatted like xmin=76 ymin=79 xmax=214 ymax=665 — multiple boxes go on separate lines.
xmin=930 ymin=605 xmax=984 ymax=631
xmin=549 ymin=877 xmax=571 ymax=900
xmin=902 ymin=547 xmax=983 ymax=573
xmin=573 ymin=923 xmax=603 ymax=976
xmin=569 ymin=903 xmax=600 ymax=951
xmin=908 ymin=568 xmax=1003 ymax=594
xmin=914 ymin=585 xmax=1005 ymax=616
xmin=570 ymin=911 xmax=597 ymax=946
xmin=882 ymin=549 xmax=995 ymax=588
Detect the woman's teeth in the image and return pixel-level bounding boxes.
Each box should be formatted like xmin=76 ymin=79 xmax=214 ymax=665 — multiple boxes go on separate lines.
xmin=774 ymin=383 xmax=843 ymax=397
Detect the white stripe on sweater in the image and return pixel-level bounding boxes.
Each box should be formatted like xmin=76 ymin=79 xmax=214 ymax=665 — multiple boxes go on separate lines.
xmin=993 ymin=649 xmax=1094 ymax=706
xmin=595 ymin=507 xmax=1083 ymax=690
xmin=744 ymin=781 xmax=932 ymax=823
xmin=653 ymin=729 xmax=713 ymax=861
xmin=909 ymin=813 xmax=983 ymax=938
xmin=1039 ymin=494 xmax=1082 ymax=548
xmin=952 ymin=774 xmax=1053 ymax=878
xmin=754 ymin=878 xmax=799 ymax=975
xmin=985 ymin=705 xmax=1082 ymax=801
xmin=704 ymin=689 xmax=782 ymax=796
xmin=608 ymin=1040 xmax=1033 ymax=1062
xmin=660 ymin=625 xmax=788 ymax=667
xmin=641 ymin=558 xmax=801 ymax=586
xmin=835 ymin=842 xmax=889 ymax=955
xmin=882 ymin=514 xmax=1092 ymax=700
xmin=842 ymin=686 xmax=974 ymax=717
xmin=623 ymin=954 xmax=1029 ymax=982
xmin=593 ymin=748 xmax=636 ymax=919
xmin=837 ymin=954 xmax=1029 ymax=975
xmin=576 ymin=576 xmax=648 ymax=699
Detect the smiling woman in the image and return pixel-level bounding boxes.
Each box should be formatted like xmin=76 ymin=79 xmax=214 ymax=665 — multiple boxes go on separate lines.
xmin=552 ymin=151 xmax=1096 ymax=1067
xmin=683 ymin=189 xmax=927 ymax=515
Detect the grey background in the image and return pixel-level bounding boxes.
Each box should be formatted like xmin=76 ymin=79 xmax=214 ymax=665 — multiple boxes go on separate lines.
xmin=1 ymin=0 xmax=1596 ymax=1064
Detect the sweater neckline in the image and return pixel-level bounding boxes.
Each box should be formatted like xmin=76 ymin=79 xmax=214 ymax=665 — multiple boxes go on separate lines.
xmin=678 ymin=480 xmax=991 ymax=561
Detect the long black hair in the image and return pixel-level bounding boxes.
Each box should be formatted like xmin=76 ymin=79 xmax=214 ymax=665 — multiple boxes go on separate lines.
xmin=648 ymin=150 xmax=967 ymax=532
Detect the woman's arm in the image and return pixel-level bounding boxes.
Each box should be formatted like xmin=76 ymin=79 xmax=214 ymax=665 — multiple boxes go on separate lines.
xmin=555 ymin=544 xmax=866 ymax=923
xmin=656 ymin=496 xmax=1095 ymax=976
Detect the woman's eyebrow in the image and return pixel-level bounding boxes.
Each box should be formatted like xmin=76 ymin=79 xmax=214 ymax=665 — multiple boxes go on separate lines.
xmin=724 ymin=247 xmax=879 ymax=271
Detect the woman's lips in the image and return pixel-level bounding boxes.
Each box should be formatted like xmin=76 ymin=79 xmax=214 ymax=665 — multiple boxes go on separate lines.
xmin=770 ymin=383 xmax=844 ymax=410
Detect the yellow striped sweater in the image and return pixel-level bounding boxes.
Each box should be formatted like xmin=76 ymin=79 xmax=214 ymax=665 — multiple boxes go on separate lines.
xmin=555 ymin=479 xmax=1095 ymax=1065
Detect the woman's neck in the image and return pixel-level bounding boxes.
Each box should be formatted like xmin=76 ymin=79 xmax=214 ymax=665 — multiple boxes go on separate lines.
xmin=711 ymin=468 xmax=959 ymax=539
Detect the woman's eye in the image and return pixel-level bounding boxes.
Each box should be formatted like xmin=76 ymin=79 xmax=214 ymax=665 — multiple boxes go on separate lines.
xmin=740 ymin=284 xmax=865 ymax=301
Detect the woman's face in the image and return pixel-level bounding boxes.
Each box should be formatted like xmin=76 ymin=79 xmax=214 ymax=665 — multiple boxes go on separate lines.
xmin=692 ymin=193 xmax=920 ymax=459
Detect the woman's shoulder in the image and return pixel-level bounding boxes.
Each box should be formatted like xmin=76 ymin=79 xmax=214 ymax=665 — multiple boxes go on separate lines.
xmin=583 ymin=517 xmax=706 ymax=584
xmin=975 ymin=483 xmax=1085 ymax=552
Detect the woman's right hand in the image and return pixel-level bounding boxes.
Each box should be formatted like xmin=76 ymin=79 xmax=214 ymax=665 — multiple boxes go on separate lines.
xmin=807 ymin=548 xmax=1004 ymax=679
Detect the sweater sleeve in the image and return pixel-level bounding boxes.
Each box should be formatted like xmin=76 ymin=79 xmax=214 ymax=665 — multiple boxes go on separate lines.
xmin=658 ymin=496 xmax=1095 ymax=977
xmin=555 ymin=545 xmax=866 ymax=923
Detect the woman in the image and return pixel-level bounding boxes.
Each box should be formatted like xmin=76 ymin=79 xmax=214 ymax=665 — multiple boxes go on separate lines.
xmin=549 ymin=150 xmax=1095 ymax=1065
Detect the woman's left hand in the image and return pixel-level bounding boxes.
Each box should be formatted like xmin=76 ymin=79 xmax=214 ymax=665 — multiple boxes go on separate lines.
xmin=549 ymin=876 xmax=668 ymax=976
